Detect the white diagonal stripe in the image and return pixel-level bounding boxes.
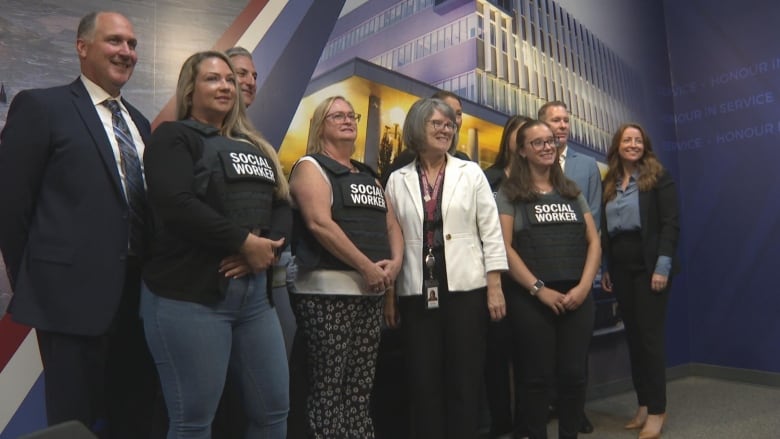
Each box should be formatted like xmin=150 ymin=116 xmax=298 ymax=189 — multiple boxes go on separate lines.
xmin=0 ymin=330 xmax=43 ymax=432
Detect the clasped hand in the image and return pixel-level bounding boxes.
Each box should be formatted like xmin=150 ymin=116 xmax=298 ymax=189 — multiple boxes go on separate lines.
xmin=538 ymin=284 xmax=588 ymax=315
xmin=362 ymin=259 xmax=398 ymax=294
xmin=224 ymin=235 xmax=285 ymax=277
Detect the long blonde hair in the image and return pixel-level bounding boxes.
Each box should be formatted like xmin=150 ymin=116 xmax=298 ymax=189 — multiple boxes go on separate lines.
xmin=175 ymin=50 xmax=289 ymax=198
xmin=603 ymin=123 xmax=663 ymax=202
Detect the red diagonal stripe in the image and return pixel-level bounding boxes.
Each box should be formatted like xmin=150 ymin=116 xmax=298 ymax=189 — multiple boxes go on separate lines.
xmin=213 ymin=0 xmax=271 ymax=51
xmin=152 ymin=0 xmax=272 ymax=129
xmin=0 ymin=316 xmax=32 ymax=371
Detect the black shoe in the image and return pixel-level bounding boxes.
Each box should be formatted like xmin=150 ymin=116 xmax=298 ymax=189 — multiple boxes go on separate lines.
xmin=579 ymin=414 xmax=594 ymax=434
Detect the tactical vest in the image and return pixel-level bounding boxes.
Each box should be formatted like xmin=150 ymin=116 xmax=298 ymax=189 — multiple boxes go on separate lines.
xmin=184 ymin=120 xmax=277 ymax=232
xmin=513 ymin=192 xmax=587 ymax=283
xmin=293 ymin=153 xmax=391 ymax=271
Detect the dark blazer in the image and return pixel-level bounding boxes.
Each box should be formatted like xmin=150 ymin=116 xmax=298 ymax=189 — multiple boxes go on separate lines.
xmin=483 ymin=165 xmax=505 ymax=193
xmin=601 ymin=171 xmax=680 ymax=277
xmin=0 ymin=78 xmax=151 ymax=335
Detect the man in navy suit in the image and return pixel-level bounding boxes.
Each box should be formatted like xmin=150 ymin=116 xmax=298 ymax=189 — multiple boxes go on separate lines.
xmin=538 ymin=101 xmax=602 ymax=435
xmin=0 ymin=11 xmax=157 ymax=438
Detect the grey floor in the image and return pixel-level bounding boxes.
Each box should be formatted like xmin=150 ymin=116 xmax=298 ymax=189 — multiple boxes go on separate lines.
xmin=547 ymin=376 xmax=780 ymax=438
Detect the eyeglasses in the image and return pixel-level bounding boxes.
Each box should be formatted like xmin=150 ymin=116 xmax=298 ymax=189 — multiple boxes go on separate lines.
xmin=528 ymin=137 xmax=556 ymax=150
xmin=326 ymin=112 xmax=361 ymax=123
xmin=427 ymin=119 xmax=456 ymax=131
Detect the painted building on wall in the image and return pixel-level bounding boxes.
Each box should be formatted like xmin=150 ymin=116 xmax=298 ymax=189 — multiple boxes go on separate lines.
xmin=313 ymin=0 xmax=642 ymax=155
xmin=277 ymin=0 xmax=624 ymax=340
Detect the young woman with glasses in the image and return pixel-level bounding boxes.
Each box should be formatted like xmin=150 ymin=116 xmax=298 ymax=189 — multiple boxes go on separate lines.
xmin=496 ymin=119 xmax=601 ymax=439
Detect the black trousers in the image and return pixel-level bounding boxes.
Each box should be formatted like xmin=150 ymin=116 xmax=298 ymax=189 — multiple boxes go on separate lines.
xmin=286 ymin=326 xmax=309 ymax=439
xmin=36 ymin=257 xmax=161 ymax=439
xmin=507 ymin=281 xmax=593 ymax=439
xmin=609 ymin=233 xmax=669 ymax=414
xmin=399 ymin=287 xmax=488 ymax=439
xmin=485 ymin=309 xmax=523 ymax=435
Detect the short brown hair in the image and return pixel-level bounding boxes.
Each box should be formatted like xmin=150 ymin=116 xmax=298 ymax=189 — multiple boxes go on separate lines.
xmin=537 ymin=100 xmax=568 ymax=121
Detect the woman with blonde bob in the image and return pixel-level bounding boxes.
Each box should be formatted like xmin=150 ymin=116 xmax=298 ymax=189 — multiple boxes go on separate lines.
xmin=288 ymin=96 xmax=403 ymax=438
xmin=601 ymin=123 xmax=679 ymax=439
xmin=141 ymin=50 xmax=290 ymax=438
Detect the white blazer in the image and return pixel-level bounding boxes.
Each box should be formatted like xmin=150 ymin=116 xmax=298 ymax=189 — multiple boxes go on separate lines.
xmin=385 ymin=155 xmax=507 ymax=296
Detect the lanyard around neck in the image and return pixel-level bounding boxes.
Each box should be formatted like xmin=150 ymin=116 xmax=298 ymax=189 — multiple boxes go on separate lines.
xmin=418 ymin=160 xmax=445 ymax=249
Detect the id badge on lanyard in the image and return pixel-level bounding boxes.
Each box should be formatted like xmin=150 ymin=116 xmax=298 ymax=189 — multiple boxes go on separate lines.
xmin=424 ymin=248 xmax=439 ymax=309
xmin=419 ymin=161 xmax=444 ymax=310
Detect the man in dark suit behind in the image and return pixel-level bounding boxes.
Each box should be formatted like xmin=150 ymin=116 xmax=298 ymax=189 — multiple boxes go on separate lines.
xmin=0 ymin=11 xmax=158 ymax=438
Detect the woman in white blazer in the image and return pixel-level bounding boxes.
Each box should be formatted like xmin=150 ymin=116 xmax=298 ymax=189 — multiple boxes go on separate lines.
xmin=384 ymin=97 xmax=507 ymax=439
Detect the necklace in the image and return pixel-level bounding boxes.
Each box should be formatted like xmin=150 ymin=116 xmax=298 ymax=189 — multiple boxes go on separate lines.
xmin=423 ymin=160 xmax=445 ymax=185
xmin=425 ymin=168 xmax=441 ymax=189
xmin=420 ymin=159 xmax=445 ymax=202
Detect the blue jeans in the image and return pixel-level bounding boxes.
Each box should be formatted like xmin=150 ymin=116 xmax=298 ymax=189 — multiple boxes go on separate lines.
xmin=141 ymin=273 xmax=289 ymax=439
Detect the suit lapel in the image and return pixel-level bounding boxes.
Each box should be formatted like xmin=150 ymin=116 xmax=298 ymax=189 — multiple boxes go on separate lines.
xmin=400 ymin=162 xmax=424 ymax=223
xmin=639 ymin=186 xmax=651 ymax=238
xmin=124 ymin=99 xmax=152 ymax=143
xmin=441 ymin=156 xmax=464 ymax=220
xmin=69 ymin=79 xmax=125 ymax=200
xmin=564 ymin=150 xmax=577 ymax=178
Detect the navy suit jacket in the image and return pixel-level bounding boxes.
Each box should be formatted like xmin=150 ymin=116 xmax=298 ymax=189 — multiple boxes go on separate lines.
xmin=0 ymin=78 xmax=151 ymax=335
xmin=563 ymin=148 xmax=602 ymax=225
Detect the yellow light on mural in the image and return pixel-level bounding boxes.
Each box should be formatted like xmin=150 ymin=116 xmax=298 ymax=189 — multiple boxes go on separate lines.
xmin=388 ymin=106 xmax=406 ymax=126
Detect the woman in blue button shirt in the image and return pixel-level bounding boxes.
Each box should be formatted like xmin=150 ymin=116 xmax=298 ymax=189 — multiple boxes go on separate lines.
xmin=601 ymin=123 xmax=679 ymax=439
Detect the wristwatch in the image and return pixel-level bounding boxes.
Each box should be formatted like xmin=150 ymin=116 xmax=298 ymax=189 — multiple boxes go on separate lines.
xmin=529 ymin=279 xmax=544 ymax=296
